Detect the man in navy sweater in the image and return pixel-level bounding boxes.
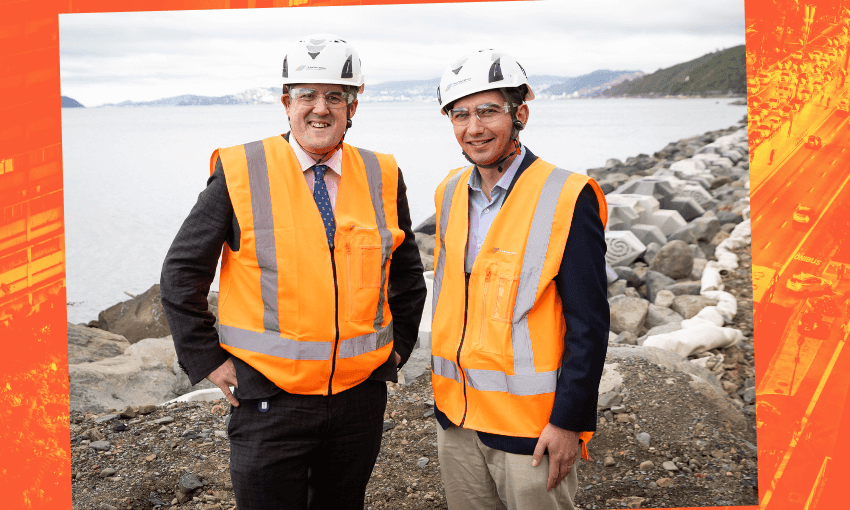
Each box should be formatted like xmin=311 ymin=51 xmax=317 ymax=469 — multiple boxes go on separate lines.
xmin=430 ymin=49 xmax=609 ymax=509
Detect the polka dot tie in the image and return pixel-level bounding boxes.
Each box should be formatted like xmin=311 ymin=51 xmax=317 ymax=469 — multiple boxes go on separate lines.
xmin=312 ymin=164 xmax=336 ymax=248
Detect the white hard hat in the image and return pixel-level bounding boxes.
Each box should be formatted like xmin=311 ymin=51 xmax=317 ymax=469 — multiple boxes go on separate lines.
xmin=282 ymin=34 xmax=365 ymax=93
xmin=437 ymin=49 xmax=535 ymax=114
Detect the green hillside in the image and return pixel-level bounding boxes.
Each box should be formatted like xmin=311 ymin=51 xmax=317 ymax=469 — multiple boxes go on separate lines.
xmin=604 ymin=45 xmax=746 ymax=97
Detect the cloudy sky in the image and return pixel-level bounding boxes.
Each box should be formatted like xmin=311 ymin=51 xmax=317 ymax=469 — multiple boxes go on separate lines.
xmin=59 ymin=0 xmax=745 ymax=107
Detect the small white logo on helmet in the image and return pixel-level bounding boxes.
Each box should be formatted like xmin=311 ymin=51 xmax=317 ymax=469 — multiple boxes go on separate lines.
xmin=445 ymin=77 xmax=472 ymax=91
xmin=296 ymin=65 xmax=327 ymax=71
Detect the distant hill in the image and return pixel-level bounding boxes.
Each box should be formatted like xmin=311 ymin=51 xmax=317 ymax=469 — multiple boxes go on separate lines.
xmin=604 ymin=45 xmax=746 ymax=97
xmin=61 ymin=96 xmax=84 ymax=108
xmin=542 ymin=70 xmax=644 ymax=97
xmin=100 ymin=87 xmax=283 ymax=107
xmin=360 ymin=71 xmax=642 ymax=102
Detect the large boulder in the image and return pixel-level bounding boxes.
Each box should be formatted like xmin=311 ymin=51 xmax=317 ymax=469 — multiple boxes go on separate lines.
xmin=415 ymin=232 xmax=436 ymax=257
xmin=67 ymin=323 xmax=130 ymax=364
xmin=609 ymin=296 xmax=650 ymax=335
xmin=414 ymin=214 xmax=437 ymax=235
xmin=649 ymin=240 xmax=694 ymax=279
xmin=97 ymin=284 xmax=170 ymax=343
xmin=69 ymin=336 xmax=216 ymax=413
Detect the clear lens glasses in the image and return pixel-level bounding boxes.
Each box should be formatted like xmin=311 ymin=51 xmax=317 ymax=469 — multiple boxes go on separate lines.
xmin=290 ymin=88 xmax=355 ymax=108
xmin=448 ymin=102 xmax=512 ymax=126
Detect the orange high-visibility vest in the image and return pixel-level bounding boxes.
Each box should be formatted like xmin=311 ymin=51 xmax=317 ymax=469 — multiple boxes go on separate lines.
xmin=210 ymin=136 xmax=404 ymax=395
xmin=431 ymin=158 xmax=608 ymax=460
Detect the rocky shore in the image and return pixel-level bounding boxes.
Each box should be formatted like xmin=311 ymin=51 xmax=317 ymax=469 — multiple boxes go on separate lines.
xmin=69 ymin=117 xmax=759 ymax=509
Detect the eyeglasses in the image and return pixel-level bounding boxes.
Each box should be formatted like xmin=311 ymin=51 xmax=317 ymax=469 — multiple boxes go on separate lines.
xmin=289 ymin=87 xmax=355 ymax=108
xmin=447 ymin=102 xmax=513 ymax=126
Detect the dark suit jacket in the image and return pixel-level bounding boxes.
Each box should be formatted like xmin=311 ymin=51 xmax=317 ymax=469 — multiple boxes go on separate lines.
xmin=435 ymin=147 xmax=610 ymax=455
xmin=161 ymin=134 xmax=427 ymax=399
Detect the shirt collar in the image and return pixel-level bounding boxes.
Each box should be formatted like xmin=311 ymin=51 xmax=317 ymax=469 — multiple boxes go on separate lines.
xmin=289 ymin=134 xmax=343 ymax=176
xmin=468 ymin=144 xmax=526 ymax=194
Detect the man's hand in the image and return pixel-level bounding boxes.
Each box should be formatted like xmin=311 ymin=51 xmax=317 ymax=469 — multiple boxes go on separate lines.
xmin=394 ymin=351 xmax=401 ymax=365
xmin=207 ymin=358 xmax=239 ymax=407
xmin=531 ymin=424 xmax=579 ymax=491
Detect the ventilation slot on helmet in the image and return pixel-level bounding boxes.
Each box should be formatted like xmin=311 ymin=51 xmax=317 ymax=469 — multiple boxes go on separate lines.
xmin=488 ymin=58 xmax=503 ymax=83
xmin=282 ymin=56 xmax=288 ymax=78
xmin=341 ymin=55 xmax=354 ymax=78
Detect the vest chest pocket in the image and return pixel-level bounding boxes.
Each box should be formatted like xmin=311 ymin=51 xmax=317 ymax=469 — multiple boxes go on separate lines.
xmin=344 ymin=237 xmax=385 ymax=322
xmin=491 ymin=275 xmax=519 ymax=323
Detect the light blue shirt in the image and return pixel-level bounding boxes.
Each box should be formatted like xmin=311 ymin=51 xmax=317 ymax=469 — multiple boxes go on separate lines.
xmin=465 ymin=145 xmax=527 ymax=272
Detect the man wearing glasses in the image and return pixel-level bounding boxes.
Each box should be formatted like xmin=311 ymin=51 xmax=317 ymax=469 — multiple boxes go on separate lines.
xmin=430 ymin=49 xmax=609 ymax=509
xmin=161 ymin=34 xmax=426 ymax=510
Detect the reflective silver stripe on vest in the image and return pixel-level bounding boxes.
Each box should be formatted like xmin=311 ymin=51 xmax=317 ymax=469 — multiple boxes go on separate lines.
xmin=432 ymin=170 xmax=467 ymax=322
xmin=357 ymin=147 xmax=394 ymax=331
xmin=337 ymin=321 xmax=394 ymax=359
xmin=244 ymin=140 xmax=280 ymax=333
xmin=464 ymin=368 xmax=558 ymax=396
xmin=220 ymin=324 xmax=333 ymax=360
xmin=431 ymin=354 xmax=462 ymax=383
xmin=511 ymin=167 xmax=573 ymax=377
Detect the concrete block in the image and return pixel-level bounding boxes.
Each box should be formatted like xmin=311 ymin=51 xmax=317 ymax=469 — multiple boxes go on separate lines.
xmin=629 ymin=224 xmax=667 ymax=246
xmin=646 ymin=209 xmax=687 ymax=237
xmin=605 ymin=230 xmax=647 ymax=267
xmin=607 ymin=203 xmax=641 ymax=231
xmin=680 ymin=183 xmax=715 ymax=208
xmin=667 ymin=196 xmax=705 ymax=221
xmin=669 ymin=159 xmax=707 ymax=175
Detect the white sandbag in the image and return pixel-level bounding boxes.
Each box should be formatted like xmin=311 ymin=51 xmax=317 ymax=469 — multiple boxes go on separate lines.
xmin=701 ymin=266 xmax=724 ymax=292
xmin=681 ymin=307 xmax=726 ymax=328
xmin=643 ymin=324 xmax=743 ymax=357
xmin=702 ymin=290 xmax=737 ymax=321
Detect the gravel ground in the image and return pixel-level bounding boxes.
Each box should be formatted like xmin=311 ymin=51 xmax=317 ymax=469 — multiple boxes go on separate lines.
xmin=70 ymin=220 xmax=759 ymax=510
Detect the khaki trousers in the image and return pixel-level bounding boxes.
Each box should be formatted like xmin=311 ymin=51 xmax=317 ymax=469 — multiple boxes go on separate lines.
xmin=437 ymin=425 xmax=578 ymax=510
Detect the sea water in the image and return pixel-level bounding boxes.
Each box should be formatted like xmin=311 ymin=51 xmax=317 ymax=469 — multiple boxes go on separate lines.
xmin=61 ymin=98 xmax=746 ymax=323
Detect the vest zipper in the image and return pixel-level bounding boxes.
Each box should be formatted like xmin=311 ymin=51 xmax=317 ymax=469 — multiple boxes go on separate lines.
xmin=328 ymin=249 xmax=341 ymax=396
xmin=458 ymin=274 xmax=471 ymax=427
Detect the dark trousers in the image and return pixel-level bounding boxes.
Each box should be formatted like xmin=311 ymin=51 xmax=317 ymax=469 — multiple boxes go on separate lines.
xmin=228 ymin=380 xmax=387 ymax=510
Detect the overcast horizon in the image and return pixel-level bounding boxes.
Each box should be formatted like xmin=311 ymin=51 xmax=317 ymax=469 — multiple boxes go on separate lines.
xmin=59 ymin=0 xmax=744 ymax=107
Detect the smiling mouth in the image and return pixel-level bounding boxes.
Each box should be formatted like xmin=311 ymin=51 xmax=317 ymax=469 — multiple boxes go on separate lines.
xmin=308 ymin=120 xmax=331 ymax=128
xmin=467 ymin=139 xmax=493 ymax=147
